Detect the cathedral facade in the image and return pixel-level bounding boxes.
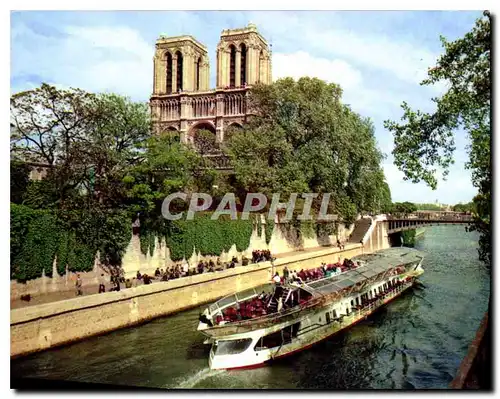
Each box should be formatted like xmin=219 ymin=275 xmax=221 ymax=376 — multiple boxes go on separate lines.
xmin=150 ymin=23 xmax=272 ymax=144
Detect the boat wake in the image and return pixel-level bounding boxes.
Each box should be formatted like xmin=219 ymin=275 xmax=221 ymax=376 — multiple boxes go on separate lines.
xmin=173 ymin=367 xmax=225 ymax=389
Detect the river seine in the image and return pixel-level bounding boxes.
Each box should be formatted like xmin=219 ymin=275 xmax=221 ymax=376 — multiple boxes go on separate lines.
xmin=11 ymin=225 xmax=490 ymax=389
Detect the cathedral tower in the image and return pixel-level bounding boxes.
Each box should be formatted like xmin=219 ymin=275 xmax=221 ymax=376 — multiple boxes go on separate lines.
xmin=216 ymin=23 xmax=272 ymax=89
xmin=153 ymin=35 xmax=210 ymax=94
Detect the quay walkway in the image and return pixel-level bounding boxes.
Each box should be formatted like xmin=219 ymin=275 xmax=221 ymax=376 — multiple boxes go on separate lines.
xmin=10 ymin=243 xmax=359 ymax=310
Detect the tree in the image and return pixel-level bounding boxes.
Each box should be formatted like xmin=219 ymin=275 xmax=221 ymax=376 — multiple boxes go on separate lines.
xmin=384 ymin=12 xmax=490 ymax=265
xmin=224 ymin=77 xmax=389 ymax=221
xmin=392 ymin=202 xmax=417 ymax=215
xmin=452 ymin=201 xmax=475 ymax=213
xmin=10 ymin=161 xmax=30 ymax=204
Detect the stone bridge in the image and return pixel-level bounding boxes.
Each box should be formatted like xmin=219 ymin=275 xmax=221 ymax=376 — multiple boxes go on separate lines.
xmin=385 ymin=212 xmax=473 ymax=233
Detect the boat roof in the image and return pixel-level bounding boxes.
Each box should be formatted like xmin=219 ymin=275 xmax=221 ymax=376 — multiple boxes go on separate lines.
xmin=303 ymin=247 xmax=425 ymax=297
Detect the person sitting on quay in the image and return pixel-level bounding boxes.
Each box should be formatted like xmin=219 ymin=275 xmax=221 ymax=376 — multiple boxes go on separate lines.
xmin=161 ymin=271 xmax=169 ymax=281
xmin=125 ymin=278 xmax=132 ymax=289
xmin=143 ymin=274 xmax=152 ymax=285
xmin=242 ymin=256 xmax=249 ymax=266
xmin=75 ymin=274 xmax=83 ymax=296
xmin=98 ymin=273 xmax=106 ymax=293
xmin=197 ymin=261 xmax=205 ymax=275
xmin=231 ymin=256 xmax=238 ymax=265
xmin=154 ymin=268 xmax=161 ymax=278
xmin=136 ymin=270 xmax=142 ymax=280
xmin=182 ymin=261 xmax=189 ymax=277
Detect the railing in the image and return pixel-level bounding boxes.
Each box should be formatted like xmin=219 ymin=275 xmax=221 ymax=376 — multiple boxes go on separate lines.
xmin=387 ymin=212 xmax=473 ymax=222
xmin=151 ymin=89 xmax=249 ymax=123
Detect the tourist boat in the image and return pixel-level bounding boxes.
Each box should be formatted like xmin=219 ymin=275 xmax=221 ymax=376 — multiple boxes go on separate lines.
xmin=197 ymin=247 xmax=425 ymax=370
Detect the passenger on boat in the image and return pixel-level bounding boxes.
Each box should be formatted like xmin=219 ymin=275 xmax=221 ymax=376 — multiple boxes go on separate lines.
xmin=283 ymin=266 xmax=290 ymax=283
xmin=199 ymin=313 xmax=213 ymax=327
xmin=277 ymin=297 xmax=283 ymax=312
xmin=273 ymin=272 xmax=281 ymax=285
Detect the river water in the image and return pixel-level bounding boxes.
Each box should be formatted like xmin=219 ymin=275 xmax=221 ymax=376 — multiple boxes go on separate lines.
xmin=11 ymin=225 xmax=490 ymax=389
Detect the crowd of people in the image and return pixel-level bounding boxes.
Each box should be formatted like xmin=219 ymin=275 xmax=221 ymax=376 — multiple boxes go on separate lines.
xmin=273 ymin=257 xmax=359 ymax=286
xmin=252 ymin=250 xmax=274 ymax=263
xmin=211 ymin=257 xmax=361 ymax=324
xmin=93 ymin=250 xmax=274 ymax=295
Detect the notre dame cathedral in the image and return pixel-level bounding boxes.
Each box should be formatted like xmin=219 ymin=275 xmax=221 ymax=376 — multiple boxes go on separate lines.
xmin=150 ymin=23 xmax=272 ymax=145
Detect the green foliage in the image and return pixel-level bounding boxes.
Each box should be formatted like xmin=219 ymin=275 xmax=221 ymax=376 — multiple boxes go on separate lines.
xmin=10 ymin=161 xmax=30 ymax=204
xmin=223 ymin=77 xmax=390 ymax=220
xmin=256 ymin=216 xmax=263 ymax=237
xmin=316 ymin=222 xmax=336 ymax=239
xmin=300 ymin=220 xmax=316 ymax=239
xmin=10 ymin=204 xmax=43 ymax=276
xmin=164 ymin=214 xmax=253 ymax=261
xmin=10 ymin=203 xmax=131 ymax=281
xmin=392 ymin=201 xmax=418 ymax=214
xmin=264 ymin=220 xmax=275 ymax=244
xmin=452 ymin=201 xmax=475 ymax=213
xmin=22 ymin=179 xmax=59 ymax=209
xmin=401 ymin=230 xmax=416 ymax=247
xmin=415 ymin=203 xmax=445 ymax=211
xmin=384 ymin=12 xmax=491 ymax=265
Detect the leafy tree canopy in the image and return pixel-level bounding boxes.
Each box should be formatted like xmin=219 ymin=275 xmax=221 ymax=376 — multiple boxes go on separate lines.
xmin=384 ymin=12 xmax=491 ymax=265
xmin=223 ymin=77 xmax=391 ymax=221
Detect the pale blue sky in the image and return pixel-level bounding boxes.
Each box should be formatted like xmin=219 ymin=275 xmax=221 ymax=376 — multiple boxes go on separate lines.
xmin=10 ymin=10 xmax=483 ymax=205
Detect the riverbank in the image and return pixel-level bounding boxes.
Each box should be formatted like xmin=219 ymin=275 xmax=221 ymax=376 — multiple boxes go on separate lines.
xmin=11 ymin=243 xmax=364 ymax=358
xmin=11 ymin=225 xmax=488 ymax=389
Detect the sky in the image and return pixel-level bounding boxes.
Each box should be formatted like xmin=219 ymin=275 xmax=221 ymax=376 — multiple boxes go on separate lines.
xmin=10 ymin=10 xmax=483 ymax=205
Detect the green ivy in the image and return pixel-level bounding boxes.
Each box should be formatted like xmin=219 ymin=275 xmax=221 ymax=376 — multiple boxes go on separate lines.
xmin=11 ymin=203 xmax=131 ymax=282
xmin=163 ymin=213 xmax=253 ymax=261
xmin=139 ymin=231 xmax=150 ymax=255
xmin=256 ymin=216 xmax=263 ymax=237
xmin=316 ymin=222 xmax=336 ymax=238
xmin=300 ymin=220 xmax=316 ymax=239
xmin=265 ymin=220 xmax=275 ymax=244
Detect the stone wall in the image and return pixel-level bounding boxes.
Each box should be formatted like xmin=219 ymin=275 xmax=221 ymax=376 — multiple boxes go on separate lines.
xmin=11 ymin=220 xmax=355 ymax=301
xmin=11 ymin=243 xmax=365 ymax=358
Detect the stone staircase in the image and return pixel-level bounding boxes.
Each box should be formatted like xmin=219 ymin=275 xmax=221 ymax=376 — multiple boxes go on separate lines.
xmin=348 ymin=217 xmax=372 ymax=244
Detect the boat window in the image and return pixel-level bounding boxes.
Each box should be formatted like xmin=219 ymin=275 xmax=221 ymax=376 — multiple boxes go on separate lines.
xmin=215 ymin=338 xmax=253 ymax=355
xmin=332 ymin=309 xmax=337 ymax=318
xmin=326 ymin=312 xmax=331 ymax=324
xmin=254 ymin=323 xmax=300 ymax=351
xmin=255 ymin=331 xmax=282 ymax=351
xmin=235 ymin=288 xmax=257 ymax=302
xmin=217 ymin=295 xmax=236 ymax=309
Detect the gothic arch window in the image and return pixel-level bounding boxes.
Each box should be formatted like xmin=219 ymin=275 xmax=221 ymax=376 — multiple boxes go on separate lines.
xmin=195 ymin=57 xmax=201 ymax=91
xmin=229 ymin=45 xmax=236 ymax=88
xmin=240 ymin=43 xmax=247 ymax=86
xmin=176 ymin=51 xmax=183 ymax=92
xmin=166 ymin=52 xmax=173 ymax=94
